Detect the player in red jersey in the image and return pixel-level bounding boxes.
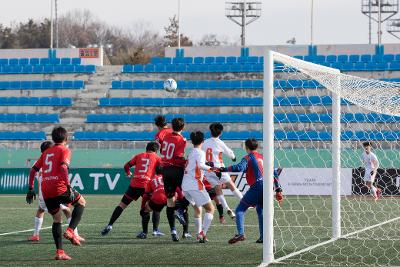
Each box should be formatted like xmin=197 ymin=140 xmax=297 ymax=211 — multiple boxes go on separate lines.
xmin=136 ymin=175 xmax=168 ymax=239
xmin=101 ymin=141 xmax=161 ymax=236
xmin=26 ymin=127 xmax=86 ymax=260
xmin=160 ymin=117 xmax=188 ymax=242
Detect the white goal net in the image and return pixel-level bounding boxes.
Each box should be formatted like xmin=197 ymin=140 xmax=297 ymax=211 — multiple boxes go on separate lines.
xmin=262 ymin=51 xmax=400 ymax=266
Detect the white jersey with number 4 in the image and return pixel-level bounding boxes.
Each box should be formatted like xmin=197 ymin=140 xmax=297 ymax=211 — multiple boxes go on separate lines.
xmin=182 ymin=148 xmax=211 ymax=191
xmin=361 ymin=152 xmax=379 ymax=171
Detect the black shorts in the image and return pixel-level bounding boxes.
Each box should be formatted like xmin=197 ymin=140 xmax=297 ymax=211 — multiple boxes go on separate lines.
xmin=121 ymin=186 xmax=145 ymax=205
xmin=44 ymin=188 xmax=81 ymax=215
xmin=162 ymin=166 xmax=184 ymax=197
xmin=207 ymin=187 xmax=217 ymax=200
xmin=148 ymin=200 xmax=166 ymax=212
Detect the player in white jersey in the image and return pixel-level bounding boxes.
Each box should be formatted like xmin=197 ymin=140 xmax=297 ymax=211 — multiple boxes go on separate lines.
xmin=360 ymin=141 xmax=381 ymax=200
xmin=182 ymin=131 xmax=218 ymax=243
xmin=27 ymin=141 xmax=81 ymax=242
xmin=202 ymin=123 xmax=243 ymax=221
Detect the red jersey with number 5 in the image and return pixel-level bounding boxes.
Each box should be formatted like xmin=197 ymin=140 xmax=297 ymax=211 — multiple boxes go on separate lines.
xmin=160 ymin=132 xmax=187 ymax=167
xmin=145 ymin=175 xmax=167 ymax=205
xmin=33 ymin=144 xmax=71 ymax=199
xmin=126 ymin=152 xmax=161 ymax=188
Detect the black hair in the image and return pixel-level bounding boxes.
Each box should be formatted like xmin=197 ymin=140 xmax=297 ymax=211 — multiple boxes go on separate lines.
xmin=146 ymin=141 xmax=160 ymax=152
xmin=362 ymin=141 xmax=373 ymax=148
xmin=171 ymin=117 xmax=185 ymax=132
xmin=190 ymin=131 xmax=204 ymax=146
xmin=209 ymin=123 xmax=223 ymax=138
xmin=51 ymin=126 xmax=68 ymax=143
xmin=154 ymin=115 xmax=167 ymax=127
xmin=40 ymin=141 xmax=54 ymax=153
xmin=245 ymin=138 xmax=258 ymax=151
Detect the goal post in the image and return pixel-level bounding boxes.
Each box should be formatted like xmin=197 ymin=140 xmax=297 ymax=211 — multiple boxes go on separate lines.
xmin=261 ymin=50 xmax=400 ymax=266
xmin=262 ymin=51 xmax=342 ymax=266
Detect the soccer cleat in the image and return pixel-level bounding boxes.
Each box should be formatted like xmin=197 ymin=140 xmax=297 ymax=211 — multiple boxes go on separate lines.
xmin=136 ymin=232 xmax=147 ymax=239
xmin=228 ymin=234 xmax=246 ymax=244
xmin=227 ymin=209 xmax=236 ymax=220
xmin=219 ymin=216 xmax=226 ymax=224
xmin=197 ymin=231 xmax=208 ymax=243
xmin=28 ymin=235 xmax=40 ymax=242
xmin=101 ymin=225 xmax=112 ymax=236
xmin=171 ymin=230 xmax=180 ymax=242
xmin=175 ymin=209 xmax=187 ymax=226
xmin=63 ymin=228 xmax=81 ymax=246
xmin=256 ymin=238 xmax=263 ymax=243
xmin=152 ymin=229 xmax=165 ymax=237
xmin=376 ymin=188 xmax=382 ymax=199
xmin=55 ymin=249 xmax=71 ymax=260
xmin=182 ymin=232 xmax=192 ymax=239
xmin=76 ymin=235 xmax=85 ymax=243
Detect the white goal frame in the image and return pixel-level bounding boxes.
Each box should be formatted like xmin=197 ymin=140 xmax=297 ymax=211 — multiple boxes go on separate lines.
xmin=261 ymin=51 xmax=342 ymax=266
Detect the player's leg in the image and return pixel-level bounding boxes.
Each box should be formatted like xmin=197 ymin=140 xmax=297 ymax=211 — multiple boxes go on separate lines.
xmin=175 ymin=195 xmax=191 ymax=238
xmin=28 ymin=208 xmax=45 ymax=241
xmin=137 ymin=209 xmax=150 ymax=239
xmin=193 ymin=205 xmax=202 ymax=237
xmin=214 ymin=197 xmax=225 ymax=224
xmin=151 ymin=211 xmax=164 ymax=236
xmin=163 ymin=166 xmax=182 ymax=241
xmin=200 ymin=201 xmax=214 ymax=243
xmin=225 ymin=179 xmax=243 ymax=200
xmin=101 ymin=186 xmax=138 ymax=235
xmin=255 ymin=204 xmax=263 ymax=243
xmin=63 ymin=191 xmax=85 ymax=246
xmin=214 ymin=185 xmax=235 ymax=220
xmin=62 ymin=205 xmax=84 ymax=242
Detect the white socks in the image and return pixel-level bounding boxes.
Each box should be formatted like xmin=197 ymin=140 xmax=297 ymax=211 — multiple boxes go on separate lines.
xmin=232 ymin=188 xmax=243 ymax=199
xmin=67 ymin=217 xmax=79 ymax=235
xmin=217 ymin=195 xmax=230 ymax=210
xmin=203 ymin=213 xmax=214 ymax=235
xmin=34 ymin=217 xmax=43 ymax=236
xmin=194 ymin=217 xmax=202 ymax=234
xmin=370 ymin=186 xmax=377 ymax=198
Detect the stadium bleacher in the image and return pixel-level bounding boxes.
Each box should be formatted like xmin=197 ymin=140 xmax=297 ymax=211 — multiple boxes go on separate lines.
xmin=0 ymin=131 xmax=45 ymax=140
xmin=0 ymin=97 xmax=72 ymax=106
xmin=0 ymin=114 xmax=59 ymax=123
xmin=0 ymin=80 xmax=85 ymax=90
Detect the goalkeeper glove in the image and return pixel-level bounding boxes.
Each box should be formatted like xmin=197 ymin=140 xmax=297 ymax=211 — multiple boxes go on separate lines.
xmin=232 ymin=157 xmax=236 ymax=162
xmin=26 ymin=189 xmax=36 ymax=204
xmin=205 ymin=161 xmax=214 ymax=167
xmin=275 ymin=191 xmax=283 ymax=204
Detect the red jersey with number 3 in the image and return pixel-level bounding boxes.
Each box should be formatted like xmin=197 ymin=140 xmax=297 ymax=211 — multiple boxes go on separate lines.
xmin=155 ymin=128 xmax=173 ymax=148
xmin=33 ymin=144 xmax=71 ymax=199
xmin=127 ymin=152 xmax=161 ymax=188
xmin=160 ymin=132 xmax=187 ymax=167
xmin=145 ymin=175 xmax=167 ymax=205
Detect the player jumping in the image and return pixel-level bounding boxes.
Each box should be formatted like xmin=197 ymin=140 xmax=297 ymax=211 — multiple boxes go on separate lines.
xmin=182 ymin=131 xmax=217 ymax=243
xmin=202 ymin=123 xmax=243 ymax=220
xmin=101 ymin=141 xmax=161 ymax=236
xmin=160 ymin=117 xmax=188 ymax=242
xmin=220 ymin=138 xmax=282 ymax=244
xmin=27 ymin=126 xmax=86 ymax=260
xmin=361 ymin=141 xmax=381 ymax=200
xmin=26 ymin=141 xmax=82 ymax=242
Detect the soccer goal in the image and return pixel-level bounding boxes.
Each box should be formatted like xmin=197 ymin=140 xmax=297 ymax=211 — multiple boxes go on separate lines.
xmin=262 ymin=51 xmax=400 ymax=266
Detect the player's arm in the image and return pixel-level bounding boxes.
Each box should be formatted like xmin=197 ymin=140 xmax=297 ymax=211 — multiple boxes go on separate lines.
xmin=220 ymin=157 xmax=248 ymax=172
xmin=124 ymin=156 xmax=136 ymax=177
xmin=26 ymin=158 xmax=42 ymax=204
xmin=274 ymin=168 xmax=284 ymax=204
xmin=198 ymin=152 xmax=212 ymax=171
xmin=221 ymin=141 xmax=236 ymax=162
xmin=60 ymin=149 xmax=71 ymax=185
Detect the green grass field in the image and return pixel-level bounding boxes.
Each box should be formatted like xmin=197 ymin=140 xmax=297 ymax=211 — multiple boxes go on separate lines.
xmin=1 ymin=195 xmax=400 ymax=266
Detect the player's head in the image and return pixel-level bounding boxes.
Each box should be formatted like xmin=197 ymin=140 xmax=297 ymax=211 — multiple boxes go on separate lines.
xmin=51 ymin=126 xmax=68 ymax=144
xmin=171 ymin=117 xmax=185 ymax=132
xmin=146 ymin=141 xmax=160 ymax=153
xmin=363 ymin=141 xmax=373 ymax=153
xmin=154 ymin=115 xmax=167 ymax=129
xmin=209 ymin=123 xmax=223 ymax=138
xmin=190 ymin=131 xmax=204 ymax=147
xmin=40 ymin=140 xmax=54 ymax=153
xmin=245 ymin=138 xmax=258 ymax=152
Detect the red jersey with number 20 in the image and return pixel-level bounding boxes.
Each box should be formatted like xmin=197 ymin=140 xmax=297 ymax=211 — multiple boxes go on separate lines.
xmin=33 ymin=144 xmax=71 ymax=199
xmin=160 ymin=132 xmax=187 ymax=167
xmin=126 ymin=152 xmax=161 ymax=188
xmin=155 ymin=127 xmax=173 ymax=147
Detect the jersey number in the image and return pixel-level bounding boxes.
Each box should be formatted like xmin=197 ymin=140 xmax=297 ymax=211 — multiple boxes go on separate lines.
xmin=206 ymin=148 xmax=213 ymax=162
xmin=153 ymin=177 xmax=164 ymax=187
xmin=161 ymin=142 xmax=175 ymax=160
xmin=44 ymin=153 xmax=54 ymax=174
xmin=139 ymin=158 xmax=150 ymax=173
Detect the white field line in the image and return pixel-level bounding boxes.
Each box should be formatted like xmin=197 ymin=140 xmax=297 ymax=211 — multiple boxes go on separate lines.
xmin=0 ymin=224 xmax=68 ymax=236
xmin=270 ymin=215 xmax=400 ymax=265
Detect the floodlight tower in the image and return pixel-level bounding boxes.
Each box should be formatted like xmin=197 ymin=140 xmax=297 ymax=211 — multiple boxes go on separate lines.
xmin=225 ymin=1 xmax=261 ymax=47
xmin=387 ymin=18 xmax=400 ymax=39
xmin=361 ymin=0 xmax=399 ymax=45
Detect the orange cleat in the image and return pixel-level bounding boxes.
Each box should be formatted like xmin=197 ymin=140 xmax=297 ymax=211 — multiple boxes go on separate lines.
xmin=63 ymin=228 xmax=81 ymax=246
xmin=76 ymin=235 xmax=85 ymax=243
xmin=28 ymin=235 xmax=40 ymax=242
xmin=55 ymin=249 xmax=71 ymax=260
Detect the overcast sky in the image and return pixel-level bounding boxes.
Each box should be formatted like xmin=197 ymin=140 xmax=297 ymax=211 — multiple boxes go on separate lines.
xmin=1 ymin=0 xmax=400 ymax=45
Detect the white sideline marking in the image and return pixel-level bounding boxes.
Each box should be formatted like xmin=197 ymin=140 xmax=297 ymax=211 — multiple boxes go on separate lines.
xmin=0 ymin=224 xmax=68 ymax=237
xmin=269 ymin=215 xmax=400 ymax=265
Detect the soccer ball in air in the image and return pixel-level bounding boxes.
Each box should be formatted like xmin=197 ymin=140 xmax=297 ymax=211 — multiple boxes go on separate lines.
xmin=164 ymin=78 xmax=177 ymax=92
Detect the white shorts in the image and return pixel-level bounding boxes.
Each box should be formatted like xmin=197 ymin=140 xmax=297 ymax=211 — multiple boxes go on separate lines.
xmin=205 ymin=172 xmax=232 ymax=187
xmin=184 ymin=189 xmax=211 ymax=207
xmin=38 ymin=196 xmax=68 ymax=212
xmin=363 ymin=169 xmax=375 ymax=183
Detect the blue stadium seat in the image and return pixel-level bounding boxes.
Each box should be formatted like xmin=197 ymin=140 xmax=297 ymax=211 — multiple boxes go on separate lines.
xmin=10 ymin=81 xmax=21 ymax=89
xmin=66 ymin=65 xmax=75 ymax=73
xmin=205 ymin=57 xmax=215 ymax=64
xmin=360 ymin=54 xmax=372 ymax=63
xmin=20 ymin=81 xmax=31 ymax=89
xmin=28 ymin=58 xmax=39 ymax=65
xmin=51 ymin=81 xmax=63 ymax=89
xmin=226 ymin=57 xmax=237 ymax=64
xmin=133 ymin=81 xmax=144 ymax=89
xmin=144 ymin=64 xmax=155 ymax=72
xmin=337 ymin=55 xmax=349 ymax=63
xmin=389 ymin=62 xmax=400 ymax=71
xmin=194 ymin=57 xmax=204 ymax=64
xmin=176 ymin=64 xmax=186 ymax=72
xmin=314 ymin=55 xmax=326 ymax=63
xmin=19 ymin=58 xmax=29 ymax=65
xmin=165 ymin=65 xmax=177 ymax=72
xmin=50 ymin=58 xmax=61 ymax=65
xmin=121 ymin=81 xmax=133 ymax=89
xmin=9 ymin=58 xmax=18 ymax=65
xmin=123 ymin=65 xmax=133 ymax=72
xmin=143 ymin=81 xmax=154 ymax=89
xmin=353 ymin=62 xmax=366 ymax=71
xmin=154 ymin=64 xmax=165 ymax=72
xmin=154 ymin=81 xmax=164 ymax=89
xmin=162 ymin=58 xmax=172 ymax=64
xmin=349 ymin=55 xmax=360 ymax=63
xmin=372 ymin=55 xmax=383 ymax=63
xmin=0 ymin=59 xmax=8 ymax=65
xmin=150 ymin=57 xmax=163 ymax=64
xmin=71 ymin=58 xmax=81 ymax=65
xmin=215 ymin=57 xmax=226 ymax=64
xmin=62 ymin=81 xmax=73 ymax=89
xmin=61 ymin=58 xmax=71 ymax=65
xmin=54 ymin=65 xmax=64 ymax=73
xmin=85 ymin=65 xmax=96 ymax=73
xmin=32 ymin=65 xmax=44 ymax=73
xmin=43 ymin=65 xmax=54 ymax=73
xmin=73 ymin=80 xmax=85 ymax=89
xmin=183 ymin=57 xmax=193 ymax=64
xmin=383 ymin=54 xmax=395 ymax=62
xmin=40 ymin=58 xmax=50 ymax=65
